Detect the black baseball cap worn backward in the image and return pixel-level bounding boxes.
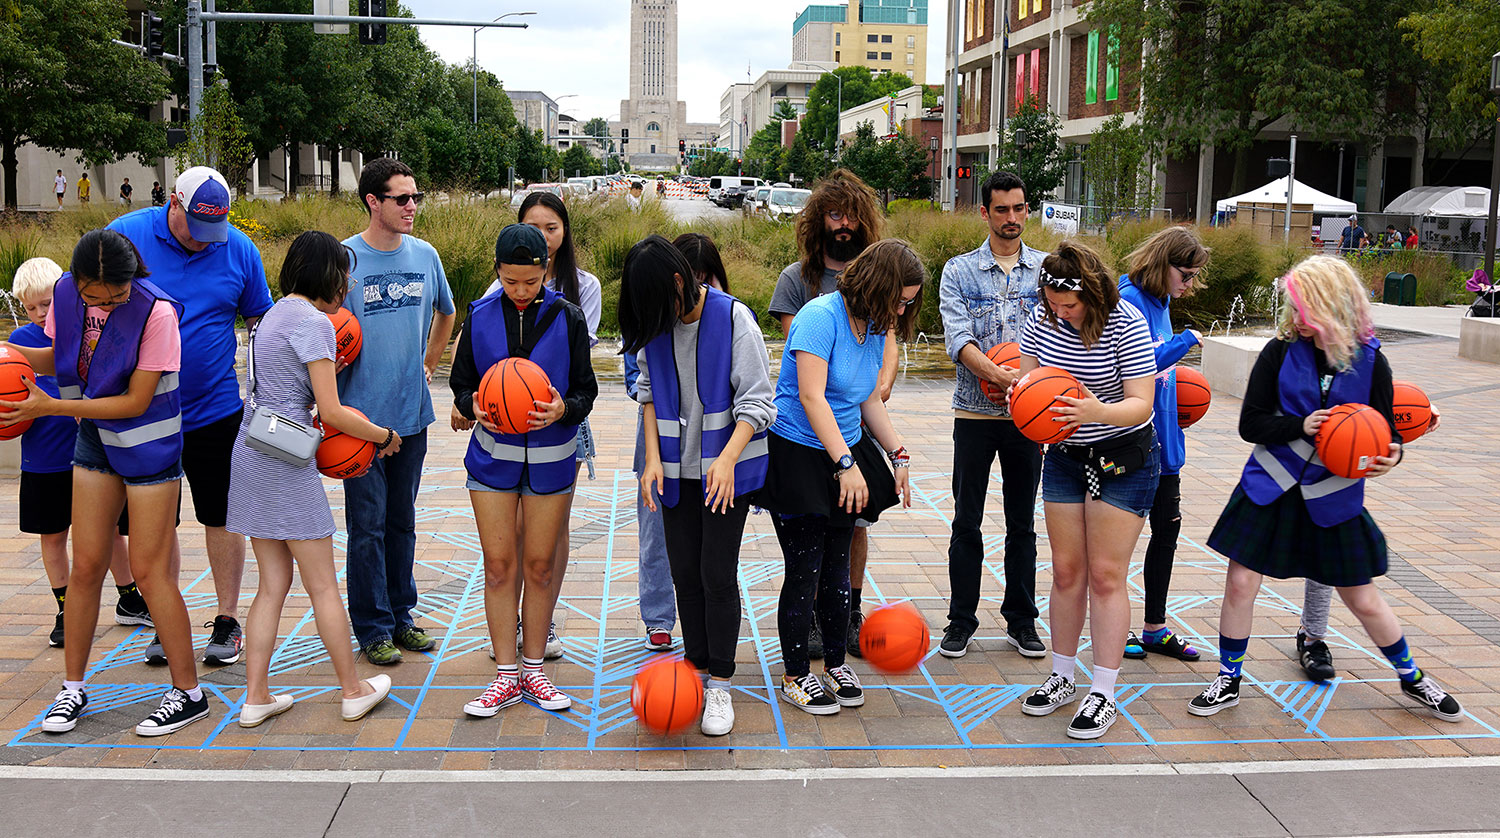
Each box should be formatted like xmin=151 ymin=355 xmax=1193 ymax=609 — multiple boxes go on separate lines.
xmin=495 ymin=223 xmax=549 ymax=268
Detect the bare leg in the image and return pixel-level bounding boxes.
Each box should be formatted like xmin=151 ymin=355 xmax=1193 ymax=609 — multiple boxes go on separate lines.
xmin=63 ymin=469 xmax=126 ymax=682
xmin=106 ymin=534 xmax=134 ymax=587
xmin=287 ymin=537 xmax=371 ymax=699
xmin=474 ymin=491 xmax=522 ymax=666
xmin=126 ymin=481 xmax=197 ymax=691
xmin=243 ymin=538 xmax=293 ymax=706
xmin=205 ymin=525 xmax=245 ymax=619
xmin=1044 ymin=502 xmax=1088 ymax=658
xmin=1081 ymin=499 xmax=1148 ymax=671
xmin=1336 ymin=583 xmax=1403 ymax=648
xmin=520 ymin=494 xmax=572 ymax=661
xmin=1218 ymin=561 xmax=1264 ymax=640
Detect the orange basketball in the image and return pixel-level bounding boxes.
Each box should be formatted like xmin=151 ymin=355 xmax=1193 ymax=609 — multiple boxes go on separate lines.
xmin=1314 ymin=403 xmax=1393 ymax=479
xmin=475 ymin=358 xmax=552 ymax=436
xmin=1174 ymin=366 xmax=1212 ymax=428
xmin=1009 ymin=366 xmax=1082 ymax=444
xmin=0 ymin=346 xmax=35 ymax=441
xmin=1391 ymin=380 xmax=1432 ymax=443
xmin=328 ymin=308 xmax=362 ymax=366
xmin=859 ymin=603 xmax=932 ymax=674
xmin=630 ymin=658 xmax=703 ymax=735
xmin=981 ymin=342 xmax=1021 ymax=403
xmin=313 ymin=407 xmax=377 ymax=479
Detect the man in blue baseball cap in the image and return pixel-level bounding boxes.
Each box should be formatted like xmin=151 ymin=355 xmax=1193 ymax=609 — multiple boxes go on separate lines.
xmin=107 ymin=165 xmax=274 ymax=669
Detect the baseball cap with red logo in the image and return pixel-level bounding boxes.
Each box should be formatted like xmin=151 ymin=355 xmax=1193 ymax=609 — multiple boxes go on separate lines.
xmin=174 ymin=166 xmax=232 ymax=243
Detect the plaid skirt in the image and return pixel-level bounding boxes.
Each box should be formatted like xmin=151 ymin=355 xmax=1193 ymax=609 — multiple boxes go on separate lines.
xmin=1207 ymin=485 xmax=1388 ymax=587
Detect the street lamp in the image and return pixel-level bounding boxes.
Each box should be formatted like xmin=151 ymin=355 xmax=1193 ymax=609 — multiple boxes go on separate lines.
xmin=928 ymin=134 xmax=939 ymax=208
xmin=1485 ymin=50 xmax=1500 ymax=305
xmin=474 ymin=11 xmax=536 ymax=124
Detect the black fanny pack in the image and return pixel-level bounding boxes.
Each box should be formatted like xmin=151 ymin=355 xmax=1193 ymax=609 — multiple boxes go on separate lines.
xmin=1056 ymin=425 xmax=1156 ymax=479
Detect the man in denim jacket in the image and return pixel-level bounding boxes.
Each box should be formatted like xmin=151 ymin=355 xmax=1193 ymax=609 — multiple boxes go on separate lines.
xmin=937 ymin=171 xmax=1048 ymax=660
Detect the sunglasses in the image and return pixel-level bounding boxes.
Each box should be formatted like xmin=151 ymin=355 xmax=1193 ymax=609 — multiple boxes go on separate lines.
xmin=898 ymin=293 xmax=919 ymax=309
xmin=1173 ymin=264 xmax=1202 ymax=282
xmin=1039 ymin=268 xmax=1082 ymax=291
xmin=378 ymin=192 xmax=425 ymax=206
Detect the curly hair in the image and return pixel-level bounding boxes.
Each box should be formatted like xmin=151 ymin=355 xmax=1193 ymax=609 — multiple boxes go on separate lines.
xmin=836 ymin=239 xmax=925 ymax=342
xmin=1278 ymin=255 xmax=1374 ymax=371
xmin=1039 ymin=240 xmax=1118 ymax=348
xmin=795 ymin=168 xmax=884 ymax=296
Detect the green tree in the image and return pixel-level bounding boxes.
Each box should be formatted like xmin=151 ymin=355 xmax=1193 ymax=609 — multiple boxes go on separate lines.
xmin=780 ymin=132 xmax=828 ymax=186
xmin=773 ymin=99 xmax=800 ymax=122
xmin=514 ymin=127 xmax=560 ymax=182
xmin=1083 ymin=114 xmax=1155 ymax=220
xmin=801 ymin=67 xmax=915 ymax=153
xmin=840 ymin=122 xmax=931 ymax=205
xmin=743 ymin=121 xmax=785 ymax=181
xmin=560 ymin=143 xmax=602 ymax=178
xmin=689 ymin=150 xmax=733 ymax=177
xmin=0 ymin=0 xmax=170 ymax=209
xmin=1400 ymin=0 xmax=1500 ymax=164
xmin=181 ymin=84 xmax=255 ymax=193
xmin=998 ymin=97 xmax=1066 ymax=210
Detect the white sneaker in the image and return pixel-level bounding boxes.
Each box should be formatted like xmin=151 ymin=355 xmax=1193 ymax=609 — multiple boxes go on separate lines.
xmin=701 ymin=687 xmax=734 ymax=736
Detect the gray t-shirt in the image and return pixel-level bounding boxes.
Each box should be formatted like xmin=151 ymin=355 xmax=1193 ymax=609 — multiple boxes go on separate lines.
xmin=768 ymin=262 xmax=838 ymax=322
xmin=635 ymin=303 xmax=776 ymax=479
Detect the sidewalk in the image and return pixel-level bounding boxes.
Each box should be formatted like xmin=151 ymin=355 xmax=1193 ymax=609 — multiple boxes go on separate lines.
xmin=1370 ymin=303 xmax=1470 ymax=339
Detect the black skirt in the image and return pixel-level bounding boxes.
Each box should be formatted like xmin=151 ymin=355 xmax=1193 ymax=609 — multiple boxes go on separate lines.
xmin=758 ymin=429 xmax=899 ymax=527
xmin=1207 ymin=485 xmax=1388 ymax=587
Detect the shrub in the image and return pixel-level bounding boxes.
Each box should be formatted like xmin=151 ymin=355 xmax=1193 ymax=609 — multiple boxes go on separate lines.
xmin=1175 ymin=225 xmax=1268 ymax=328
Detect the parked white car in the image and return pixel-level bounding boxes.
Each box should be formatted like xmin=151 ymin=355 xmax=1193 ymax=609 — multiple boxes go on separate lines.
xmin=766 ymin=188 xmax=811 ymax=221
xmin=745 ymin=185 xmax=772 ymax=217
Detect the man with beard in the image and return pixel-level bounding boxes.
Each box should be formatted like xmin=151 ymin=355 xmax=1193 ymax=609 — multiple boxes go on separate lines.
xmin=936 ymin=171 xmax=1047 ymax=660
xmin=767 ymin=168 xmax=896 ymax=660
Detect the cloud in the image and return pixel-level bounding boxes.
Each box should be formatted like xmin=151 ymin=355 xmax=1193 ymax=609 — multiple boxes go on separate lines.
xmin=406 ymin=0 xmax=947 ymax=126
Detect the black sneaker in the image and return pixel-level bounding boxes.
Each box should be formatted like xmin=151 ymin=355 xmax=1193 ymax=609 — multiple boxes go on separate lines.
xmin=49 ymin=611 xmax=65 ymax=648
xmin=808 ymin=620 xmax=824 ymax=659
xmin=1401 ymin=672 xmax=1463 ymax=722
xmin=1005 ymin=625 xmax=1046 ymax=658
xmin=1188 ymin=674 xmax=1242 ymax=716
xmin=1296 ymin=630 xmax=1336 ymax=682
xmin=134 ymin=687 xmax=210 ymax=736
xmin=114 ymin=591 xmax=153 ymax=627
xmin=824 ymin=664 xmax=865 ymax=707
xmin=779 ymin=672 xmax=840 ymax=715
xmin=1067 ymin=692 xmax=1118 ymax=740
xmin=202 ymin=615 xmax=243 ymax=665
xmin=938 ymin=624 xmax=973 ymax=658
xmin=846 ymin=609 xmax=865 ymax=658
xmin=42 ymin=688 xmax=87 ymax=733
xmin=143 ymin=634 xmax=166 ymax=666
xmin=1022 ymin=672 xmax=1077 ymax=716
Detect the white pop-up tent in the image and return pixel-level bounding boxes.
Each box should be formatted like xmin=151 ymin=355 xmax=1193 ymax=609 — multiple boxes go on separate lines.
xmin=1216 ymin=176 xmax=1358 ymax=216
xmin=1383 ymin=186 xmax=1492 ymax=217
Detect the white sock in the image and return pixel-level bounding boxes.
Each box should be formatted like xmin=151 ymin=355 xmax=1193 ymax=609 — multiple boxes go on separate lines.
xmin=1051 ymin=653 xmax=1076 ymax=679
xmin=62 ymin=680 xmax=85 ymax=693
xmin=706 ymin=678 xmax=731 ymax=692
xmin=496 ymin=664 xmax=518 ymax=682
xmin=184 ymin=686 xmax=204 ymax=702
xmin=1091 ymin=666 xmax=1119 ymax=699
xmin=521 ymin=656 xmax=543 ymax=674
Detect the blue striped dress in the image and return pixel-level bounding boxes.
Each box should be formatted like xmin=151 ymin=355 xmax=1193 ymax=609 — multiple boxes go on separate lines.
xmin=1018 ymin=300 xmax=1157 ymax=444
xmin=225 ymin=297 xmax=339 ymax=540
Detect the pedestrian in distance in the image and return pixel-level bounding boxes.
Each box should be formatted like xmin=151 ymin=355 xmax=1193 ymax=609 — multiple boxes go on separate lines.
xmin=229 ymin=231 xmax=397 ymax=728
xmin=3 ymin=229 xmax=209 ymax=737
xmin=54 ymin=170 xmax=66 ymax=207
xmin=622 ymin=235 xmax=776 ymax=736
xmin=1016 ymin=240 xmax=1160 ymax=740
xmin=119 ymin=177 xmax=133 ymax=207
xmin=1117 ymin=226 xmax=1208 ymax=663
xmin=77 ymin=173 xmax=90 ymax=205
xmin=1188 ymin=255 xmax=1462 ymax=724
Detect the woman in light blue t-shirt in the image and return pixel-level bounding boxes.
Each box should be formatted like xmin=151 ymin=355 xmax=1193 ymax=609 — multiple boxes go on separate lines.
xmin=758 ymin=239 xmax=922 ymax=717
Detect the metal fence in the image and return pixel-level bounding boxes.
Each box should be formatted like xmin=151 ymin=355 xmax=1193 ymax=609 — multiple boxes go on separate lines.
xmin=1074 ymin=205 xmax=1174 ymax=234
xmin=1220 ymin=207 xmax=1494 ymax=271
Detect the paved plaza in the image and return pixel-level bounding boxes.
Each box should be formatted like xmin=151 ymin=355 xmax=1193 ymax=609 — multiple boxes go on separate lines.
xmin=1 ymin=329 xmax=1499 ymax=834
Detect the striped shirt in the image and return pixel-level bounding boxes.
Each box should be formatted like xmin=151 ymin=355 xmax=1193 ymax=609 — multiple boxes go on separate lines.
xmin=1019 ymin=300 xmax=1156 ymax=444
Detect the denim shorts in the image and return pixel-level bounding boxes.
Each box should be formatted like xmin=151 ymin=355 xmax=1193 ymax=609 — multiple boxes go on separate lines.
xmin=1041 ymin=437 xmax=1161 ymax=517
xmin=73 ymin=419 xmax=184 ymax=487
xmin=466 ymin=468 xmax=573 ymax=497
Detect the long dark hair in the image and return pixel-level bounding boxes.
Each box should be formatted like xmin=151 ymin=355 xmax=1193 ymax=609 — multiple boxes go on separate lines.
xmin=518 ymin=191 xmax=580 ymax=306
xmin=672 ymin=232 xmax=730 ymax=294
xmin=796 ymin=168 xmax=883 ymax=296
xmin=1040 ymin=240 xmax=1117 ymax=347
xmin=280 ymin=231 xmax=354 ymax=304
xmin=619 ymin=235 xmax=701 ymax=355
xmin=71 ymin=229 xmax=149 ymax=286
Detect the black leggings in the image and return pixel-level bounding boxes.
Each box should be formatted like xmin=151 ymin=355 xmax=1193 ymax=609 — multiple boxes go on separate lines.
xmin=1142 ymin=472 xmax=1182 ymax=626
xmin=773 ymin=513 xmax=853 ymax=676
xmin=660 ymin=479 xmax=750 ymax=679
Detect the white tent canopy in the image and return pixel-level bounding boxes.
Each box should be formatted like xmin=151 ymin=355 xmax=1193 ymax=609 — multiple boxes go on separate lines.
xmin=1215 ymin=176 xmax=1357 ymax=216
xmin=1383 ymin=185 xmax=1492 ymax=217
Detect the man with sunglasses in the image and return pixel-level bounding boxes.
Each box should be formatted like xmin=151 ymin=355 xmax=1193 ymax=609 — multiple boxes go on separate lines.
xmin=338 ymin=158 xmax=457 ymax=665
xmin=107 ymin=166 xmax=274 ymax=668
xmin=936 ymin=170 xmax=1048 ymax=660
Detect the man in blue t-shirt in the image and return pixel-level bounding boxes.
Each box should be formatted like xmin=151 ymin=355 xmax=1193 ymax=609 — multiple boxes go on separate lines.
xmin=108 ymin=166 xmax=273 ymax=667
xmin=338 ymin=158 xmax=457 ymax=665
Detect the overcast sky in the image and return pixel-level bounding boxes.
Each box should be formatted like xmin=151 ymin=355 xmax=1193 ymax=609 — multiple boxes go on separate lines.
xmin=405 ymin=0 xmax=949 ymax=126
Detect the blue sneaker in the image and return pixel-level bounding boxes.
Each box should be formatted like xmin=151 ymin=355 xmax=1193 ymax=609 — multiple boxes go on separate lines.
xmin=1124 ymin=631 xmax=1147 ymax=660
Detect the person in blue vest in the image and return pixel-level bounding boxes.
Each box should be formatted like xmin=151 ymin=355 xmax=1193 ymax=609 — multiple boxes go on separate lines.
xmin=9 ymin=256 xmax=149 ymax=649
xmin=450 ymin=224 xmax=596 ymax=717
xmin=1116 ymin=227 xmax=1208 ymax=664
xmin=1188 ymin=255 xmax=1462 ymax=723
xmin=621 ymin=235 xmax=775 ymax=736
xmin=2 ymin=229 xmax=210 ymax=737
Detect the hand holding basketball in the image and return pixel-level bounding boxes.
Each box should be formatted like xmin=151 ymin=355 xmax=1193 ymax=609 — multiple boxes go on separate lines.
xmin=1362 ymin=442 xmax=1402 ymax=478
xmin=527 ymin=385 xmax=565 ymax=430
xmin=0 ymin=376 xmax=50 ymax=425
xmin=377 ymin=429 xmax=403 ymax=459
xmin=1050 ymin=384 xmax=1099 ymax=430
xmin=1302 ymin=408 xmax=1332 ymax=437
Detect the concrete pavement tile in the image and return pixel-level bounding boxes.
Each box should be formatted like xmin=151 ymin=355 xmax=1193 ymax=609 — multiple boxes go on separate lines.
xmin=1242 ymin=767 xmax=1500 ymax=837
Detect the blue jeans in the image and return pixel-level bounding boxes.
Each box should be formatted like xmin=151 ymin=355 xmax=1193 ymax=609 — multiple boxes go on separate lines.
xmin=634 ymin=407 xmax=675 ymax=630
xmin=344 ymin=429 xmax=427 ymax=648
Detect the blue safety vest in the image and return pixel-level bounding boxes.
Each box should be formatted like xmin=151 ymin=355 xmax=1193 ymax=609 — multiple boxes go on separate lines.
xmin=1239 ymin=337 xmax=1379 ymax=527
xmin=51 ymin=274 xmax=184 ymax=478
xmin=463 ymin=286 xmax=578 ymax=493
xmin=642 ymin=286 xmax=768 ymax=508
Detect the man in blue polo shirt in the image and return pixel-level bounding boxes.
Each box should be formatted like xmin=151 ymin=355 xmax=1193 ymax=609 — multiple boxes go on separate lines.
xmin=108 ymin=166 xmax=273 ymax=667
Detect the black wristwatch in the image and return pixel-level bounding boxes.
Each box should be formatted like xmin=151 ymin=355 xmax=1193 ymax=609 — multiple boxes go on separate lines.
xmin=832 ymin=453 xmax=855 ymax=481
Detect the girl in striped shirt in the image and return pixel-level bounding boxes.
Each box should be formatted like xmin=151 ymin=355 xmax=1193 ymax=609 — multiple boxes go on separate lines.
xmin=1015 ymin=240 xmax=1159 ymax=740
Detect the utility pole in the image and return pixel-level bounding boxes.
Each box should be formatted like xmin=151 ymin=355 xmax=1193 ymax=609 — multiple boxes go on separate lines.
xmin=1283 ymin=134 xmax=1297 ymax=244
xmin=941 ymin=0 xmax=959 ymax=210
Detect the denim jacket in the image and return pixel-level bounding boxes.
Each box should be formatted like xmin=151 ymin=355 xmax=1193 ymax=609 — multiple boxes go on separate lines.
xmin=939 ymin=238 xmax=1047 ymax=415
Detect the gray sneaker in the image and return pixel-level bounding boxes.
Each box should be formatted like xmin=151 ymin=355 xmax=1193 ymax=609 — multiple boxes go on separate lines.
xmin=202 ymin=615 xmax=243 ymax=665
xmin=143 ymin=634 xmax=166 ymax=666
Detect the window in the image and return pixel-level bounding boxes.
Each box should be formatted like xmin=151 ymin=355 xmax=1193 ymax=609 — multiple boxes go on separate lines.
xmin=835 ymin=50 xmax=841 ymax=61
xmin=835 ymin=32 xmax=841 ymax=45
xmin=647 ymin=121 xmax=661 ymax=132
xmin=868 ymin=34 xmax=878 ymax=42
xmin=907 ymin=53 xmax=915 ymax=65
xmin=881 ymin=52 xmax=892 ymax=60
xmin=867 ymin=51 xmax=878 ymax=59
xmin=907 ymin=35 xmax=915 ymax=48
xmin=881 ymin=34 xmax=892 ymax=43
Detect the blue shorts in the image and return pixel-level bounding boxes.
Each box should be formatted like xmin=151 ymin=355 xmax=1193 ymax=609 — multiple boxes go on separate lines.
xmin=73 ymin=419 xmax=184 ymax=487
xmin=1041 ymin=438 xmax=1160 ymax=517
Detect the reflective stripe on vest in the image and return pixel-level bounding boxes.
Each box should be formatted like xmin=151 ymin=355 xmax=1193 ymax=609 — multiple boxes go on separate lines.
xmin=1238 ymin=337 xmax=1378 ymax=527
xmin=52 ymin=274 xmax=185 ymax=477
xmin=641 ymin=287 xmax=768 ymax=508
xmin=463 ymin=286 xmax=580 ymax=493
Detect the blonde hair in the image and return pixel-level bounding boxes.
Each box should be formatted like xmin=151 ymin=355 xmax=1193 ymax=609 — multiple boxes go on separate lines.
xmin=1278 ymin=255 xmax=1373 ymax=371
xmin=11 ymin=257 xmax=63 ymax=302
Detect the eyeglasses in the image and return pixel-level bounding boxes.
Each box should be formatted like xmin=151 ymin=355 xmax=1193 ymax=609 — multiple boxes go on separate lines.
xmin=826 ymin=210 xmax=847 ymax=222
xmin=378 ymin=192 xmax=425 ymax=206
xmin=1039 ymin=268 xmax=1082 ymax=291
xmin=897 ymin=293 xmax=919 ymax=309
xmin=1174 ymin=265 xmax=1201 ymax=283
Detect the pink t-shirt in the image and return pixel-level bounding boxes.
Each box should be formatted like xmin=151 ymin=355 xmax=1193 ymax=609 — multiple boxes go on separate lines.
xmin=46 ymin=299 xmax=182 ymax=383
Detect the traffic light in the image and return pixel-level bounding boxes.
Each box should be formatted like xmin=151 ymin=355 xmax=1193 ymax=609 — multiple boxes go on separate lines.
xmin=621 ymin=127 xmax=629 ymax=148
xmin=145 ymin=12 xmax=164 ymax=57
xmin=358 ymin=0 xmax=387 ymax=45
xmin=679 ymin=138 xmax=686 ymax=154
